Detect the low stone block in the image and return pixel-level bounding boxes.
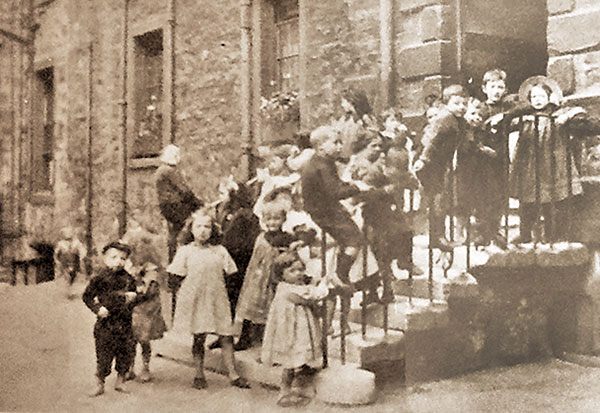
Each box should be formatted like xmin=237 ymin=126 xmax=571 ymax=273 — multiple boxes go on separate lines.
xmin=346 ymin=330 xmax=405 ymax=367
xmin=548 ymin=10 xmax=600 ymax=55
xmin=548 ymin=55 xmax=575 ymax=95
xmin=406 ymin=302 xmax=449 ymax=330
xmin=398 ymin=41 xmax=454 ymax=79
xmin=315 ymin=365 xmax=377 ymax=405
xmin=480 ymin=242 xmax=589 ymax=268
xmin=441 ymin=271 xmax=479 ymax=299
xmin=547 ymin=0 xmax=574 ymax=15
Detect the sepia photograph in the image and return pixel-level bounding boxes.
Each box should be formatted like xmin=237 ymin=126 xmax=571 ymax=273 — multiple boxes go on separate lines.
xmin=2 ymin=0 xmax=600 ymax=411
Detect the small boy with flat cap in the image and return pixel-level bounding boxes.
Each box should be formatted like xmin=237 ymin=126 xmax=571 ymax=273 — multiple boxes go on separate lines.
xmin=83 ymin=241 xmax=138 ymax=397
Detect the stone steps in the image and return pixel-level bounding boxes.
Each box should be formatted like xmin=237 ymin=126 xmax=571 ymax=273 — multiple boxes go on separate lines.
xmin=154 ymin=320 xmax=405 ymax=388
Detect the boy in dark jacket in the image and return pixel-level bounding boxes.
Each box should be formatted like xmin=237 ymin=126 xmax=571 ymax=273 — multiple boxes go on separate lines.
xmin=83 ymin=241 xmax=137 ymax=397
xmin=414 ymin=84 xmax=468 ymax=251
xmin=301 ymin=125 xmax=364 ymax=282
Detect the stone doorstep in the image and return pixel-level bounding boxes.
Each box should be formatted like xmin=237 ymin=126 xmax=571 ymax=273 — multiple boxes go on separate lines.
xmin=154 ymin=323 xmax=404 ymax=388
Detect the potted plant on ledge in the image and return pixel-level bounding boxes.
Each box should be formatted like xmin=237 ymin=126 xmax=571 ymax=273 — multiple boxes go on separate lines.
xmin=260 ymin=90 xmax=300 ymax=146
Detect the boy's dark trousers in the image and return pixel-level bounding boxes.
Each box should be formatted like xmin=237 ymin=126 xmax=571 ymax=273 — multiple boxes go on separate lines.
xmin=94 ymin=320 xmax=135 ymax=381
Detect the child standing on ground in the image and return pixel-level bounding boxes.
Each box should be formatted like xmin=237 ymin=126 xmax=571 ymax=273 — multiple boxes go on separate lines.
xmin=261 ymin=251 xmax=329 ymax=408
xmin=54 ymin=227 xmax=87 ymax=299
xmin=82 ymin=241 xmax=137 ymax=397
xmin=234 ymin=201 xmax=296 ymax=351
xmin=121 ymin=223 xmax=167 ymax=383
xmin=167 ymin=209 xmax=250 ymax=390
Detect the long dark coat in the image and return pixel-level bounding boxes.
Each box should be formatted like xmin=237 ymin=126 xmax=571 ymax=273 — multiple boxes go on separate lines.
xmin=509 ymin=107 xmax=600 ymax=204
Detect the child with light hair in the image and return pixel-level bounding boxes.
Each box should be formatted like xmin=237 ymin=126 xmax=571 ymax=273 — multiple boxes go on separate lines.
xmin=54 ymin=226 xmax=87 ymax=299
xmin=234 ymin=200 xmax=297 ymax=351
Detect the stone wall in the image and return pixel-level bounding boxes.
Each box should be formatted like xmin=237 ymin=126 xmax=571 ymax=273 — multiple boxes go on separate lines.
xmin=548 ymin=0 xmax=600 ymax=101
xmin=1 ymin=0 xmax=244 ymax=263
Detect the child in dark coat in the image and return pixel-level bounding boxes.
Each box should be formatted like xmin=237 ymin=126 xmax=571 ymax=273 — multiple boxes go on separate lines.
xmin=301 ymin=125 xmax=364 ymax=281
xmin=506 ymin=76 xmax=600 ymax=243
xmin=414 ymin=85 xmax=468 ymax=250
xmin=82 ymin=241 xmax=138 ymax=397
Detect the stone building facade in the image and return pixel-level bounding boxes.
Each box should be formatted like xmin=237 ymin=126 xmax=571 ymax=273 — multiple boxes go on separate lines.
xmin=0 ymin=0 xmax=599 ymax=265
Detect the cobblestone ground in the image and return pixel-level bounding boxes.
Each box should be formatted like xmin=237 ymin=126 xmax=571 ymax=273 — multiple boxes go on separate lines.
xmin=3 ymin=280 xmax=600 ymax=412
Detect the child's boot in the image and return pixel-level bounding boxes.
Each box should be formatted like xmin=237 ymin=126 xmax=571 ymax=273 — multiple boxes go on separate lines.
xmin=89 ymin=377 xmax=105 ymax=397
xmin=114 ymin=374 xmax=129 ymax=393
xmin=125 ymin=359 xmax=136 ymax=381
xmin=140 ymin=361 xmax=151 ymax=383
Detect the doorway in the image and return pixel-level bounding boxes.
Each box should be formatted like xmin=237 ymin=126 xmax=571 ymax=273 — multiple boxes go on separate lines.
xmin=459 ymin=0 xmax=548 ymax=97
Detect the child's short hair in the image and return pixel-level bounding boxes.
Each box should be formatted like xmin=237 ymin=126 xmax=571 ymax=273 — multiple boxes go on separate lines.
xmin=442 ymin=84 xmax=467 ymax=104
xmin=102 ymin=241 xmax=132 ymax=257
xmin=527 ymin=82 xmax=553 ymax=100
xmin=271 ymin=251 xmax=301 ymax=284
xmin=121 ymin=224 xmax=163 ymax=267
xmin=350 ymin=127 xmax=381 ymax=155
xmin=341 ymin=88 xmax=372 ymax=120
xmin=482 ymin=69 xmax=507 ymax=86
xmin=310 ymin=125 xmax=338 ymax=149
xmin=261 ymin=200 xmax=288 ymax=219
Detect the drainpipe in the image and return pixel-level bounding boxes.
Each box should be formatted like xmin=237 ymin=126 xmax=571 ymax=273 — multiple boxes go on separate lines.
xmin=380 ymin=0 xmax=393 ymax=109
xmin=26 ymin=0 xmax=36 ymax=199
xmin=168 ymin=0 xmax=176 ymax=143
xmin=17 ymin=40 xmax=23 ymax=233
xmin=119 ymin=0 xmax=129 ymax=237
xmin=86 ymin=41 xmax=94 ymax=275
xmin=9 ymin=40 xmax=16 ymax=220
xmin=240 ymin=0 xmax=253 ymax=180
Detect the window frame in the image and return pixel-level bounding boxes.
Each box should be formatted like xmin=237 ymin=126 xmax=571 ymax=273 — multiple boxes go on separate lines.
xmin=274 ymin=1 xmax=299 ymax=93
xmin=128 ymin=18 xmax=173 ymax=170
xmin=30 ymin=63 xmax=55 ymax=201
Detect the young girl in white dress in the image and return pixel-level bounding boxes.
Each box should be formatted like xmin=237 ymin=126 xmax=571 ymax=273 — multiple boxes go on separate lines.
xmin=261 ymin=251 xmax=330 ymax=407
xmin=167 ymin=209 xmax=250 ymax=390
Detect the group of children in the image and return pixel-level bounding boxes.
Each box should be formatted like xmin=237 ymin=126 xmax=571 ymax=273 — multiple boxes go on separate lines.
xmin=79 ymin=67 xmax=600 ymax=408
xmin=82 ymin=221 xmax=168 ymax=397
xmin=417 ymin=69 xmax=600 ymax=247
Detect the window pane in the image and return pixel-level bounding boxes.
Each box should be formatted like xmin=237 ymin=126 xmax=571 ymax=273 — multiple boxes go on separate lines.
xmin=133 ymin=30 xmax=164 ymax=159
xmin=32 ymin=67 xmax=53 ymax=192
xmin=278 ymin=56 xmax=298 ymax=92
xmin=274 ymin=0 xmax=299 ymax=23
xmin=277 ymin=18 xmax=298 ymax=58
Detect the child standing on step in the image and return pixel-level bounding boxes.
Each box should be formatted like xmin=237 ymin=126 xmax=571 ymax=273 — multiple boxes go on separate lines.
xmin=261 ymin=251 xmax=330 ymax=408
xmin=167 ymin=209 xmax=250 ymax=390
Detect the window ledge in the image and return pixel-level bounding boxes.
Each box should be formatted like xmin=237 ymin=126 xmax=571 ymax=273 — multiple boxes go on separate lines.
xmin=30 ymin=191 xmax=54 ymax=206
xmin=129 ymin=157 xmax=161 ymax=170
